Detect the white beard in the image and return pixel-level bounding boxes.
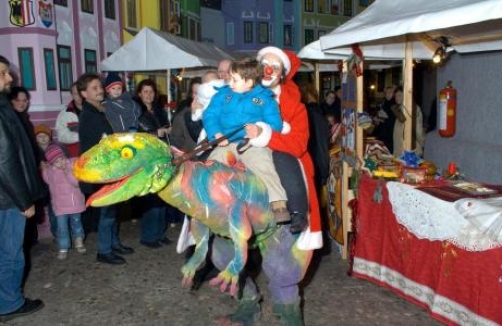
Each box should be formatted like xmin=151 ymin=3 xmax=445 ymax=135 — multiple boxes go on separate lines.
xmin=261 ymin=75 xmax=279 ymax=88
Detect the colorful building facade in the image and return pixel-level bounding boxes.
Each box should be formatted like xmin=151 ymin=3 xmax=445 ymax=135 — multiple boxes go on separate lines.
xmin=0 ymin=0 xmax=373 ymax=125
xmin=120 ymin=0 xmax=200 ymax=96
xmin=204 ymin=0 xmax=372 ymax=56
xmin=217 ymin=0 xmax=296 ymax=55
xmin=0 ymin=0 xmax=122 ymax=126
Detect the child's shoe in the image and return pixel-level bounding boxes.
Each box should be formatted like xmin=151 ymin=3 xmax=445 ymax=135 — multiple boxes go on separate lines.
xmin=57 ymin=249 xmax=68 ymax=260
xmin=271 ymin=201 xmax=291 ymax=224
xmin=289 ymin=212 xmax=308 ymax=234
xmin=74 ymin=238 xmax=86 ymax=254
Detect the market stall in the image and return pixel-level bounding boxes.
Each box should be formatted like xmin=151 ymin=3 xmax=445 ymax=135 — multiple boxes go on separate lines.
xmin=353 ymin=175 xmax=502 ymax=325
xmin=302 ymin=0 xmax=502 ymax=259
xmin=311 ymin=1 xmax=502 ymax=323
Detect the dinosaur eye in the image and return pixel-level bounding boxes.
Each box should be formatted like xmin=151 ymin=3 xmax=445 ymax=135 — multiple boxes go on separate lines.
xmin=121 ymin=145 xmax=136 ymax=159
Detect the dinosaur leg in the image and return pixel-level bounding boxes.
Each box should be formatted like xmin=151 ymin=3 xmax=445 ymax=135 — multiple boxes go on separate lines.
xmin=261 ymin=226 xmax=313 ymax=326
xmin=181 ymin=221 xmax=210 ymax=288
xmin=209 ymin=204 xmax=251 ymax=296
xmin=212 ymin=237 xmax=261 ymax=326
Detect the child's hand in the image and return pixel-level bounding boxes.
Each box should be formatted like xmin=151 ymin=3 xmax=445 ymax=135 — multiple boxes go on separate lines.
xmin=245 ymin=124 xmax=262 ymax=139
xmin=215 ymin=133 xmax=228 ymax=147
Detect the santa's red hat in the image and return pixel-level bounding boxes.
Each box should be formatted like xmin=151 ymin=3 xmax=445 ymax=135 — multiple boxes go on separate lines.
xmin=256 ymin=46 xmax=291 ymax=75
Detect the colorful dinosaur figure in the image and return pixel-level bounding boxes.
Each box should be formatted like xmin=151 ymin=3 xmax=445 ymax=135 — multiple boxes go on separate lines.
xmin=74 ymin=133 xmax=313 ymax=325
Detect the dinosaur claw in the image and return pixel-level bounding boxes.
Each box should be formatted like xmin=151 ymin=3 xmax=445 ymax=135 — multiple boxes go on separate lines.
xmin=181 ymin=276 xmax=194 ymax=288
xmin=208 ymin=274 xmax=238 ymax=296
xmin=208 ymin=276 xmax=221 ymax=287
xmin=229 ymin=283 xmax=237 ymax=297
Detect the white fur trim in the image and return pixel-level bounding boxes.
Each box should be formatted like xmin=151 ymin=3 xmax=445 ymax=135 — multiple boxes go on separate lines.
xmin=281 ymin=121 xmax=291 ymax=134
xmin=176 ymin=216 xmax=196 ymax=253
xmin=295 ymin=161 xmax=323 ymax=251
xmin=248 ymin=122 xmax=272 ymax=148
xmin=257 ymin=46 xmax=291 ymax=75
xmin=191 ymin=108 xmax=203 ymax=122
xmin=296 ymin=229 xmax=323 ymax=250
xmin=196 ymin=80 xmax=225 ymax=109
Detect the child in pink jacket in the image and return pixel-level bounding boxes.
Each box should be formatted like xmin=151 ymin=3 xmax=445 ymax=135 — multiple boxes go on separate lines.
xmin=42 ymin=144 xmax=86 ymax=260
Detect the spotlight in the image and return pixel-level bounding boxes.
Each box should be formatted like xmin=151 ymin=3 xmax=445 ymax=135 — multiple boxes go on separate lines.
xmin=432 ymin=36 xmax=450 ymax=64
xmin=432 ymin=47 xmax=445 ymax=63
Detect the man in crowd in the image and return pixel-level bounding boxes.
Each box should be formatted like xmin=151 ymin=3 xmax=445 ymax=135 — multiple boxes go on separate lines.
xmin=77 ymin=72 xmax=134 ymax=265
xmin=0 ymin=55 xmax=45 ymax=322
xmin=217 ymin=59 xmax=232 ymax=83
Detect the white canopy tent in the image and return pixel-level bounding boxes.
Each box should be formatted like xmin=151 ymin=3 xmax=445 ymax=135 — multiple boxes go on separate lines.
xmin=315 ymin=0 xmax=502 ymax=151
xmin=101 ymin=27 xmax=233 ymax=71
xmin=299 ymin=39 xmax=434 ymax=60
xmin=100 ymin=27 xmax=233 ymax=101
xmin=319 ymin=0 xmax=502 ymax=54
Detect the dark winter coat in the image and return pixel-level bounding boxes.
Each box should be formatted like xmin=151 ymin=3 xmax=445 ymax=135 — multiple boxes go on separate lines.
xmin=169 ymin=105 xmax=203 ymax=151
xmin=305 ymin=102 xmax=330 ymax=187
xmin=0 ymin=94 xmax=45 ymax=210
xmin=136 ymin=101 xmax=169 ymax=136
xmin=78 ymin=100 xmax=114 ymax=195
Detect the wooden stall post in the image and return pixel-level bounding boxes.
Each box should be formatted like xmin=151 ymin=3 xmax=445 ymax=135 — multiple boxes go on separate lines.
xmin=403 ymin=40 xmax=413 ymax=150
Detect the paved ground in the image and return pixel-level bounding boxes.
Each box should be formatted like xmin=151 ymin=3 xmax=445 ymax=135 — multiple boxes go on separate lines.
xmin=5 ymin=221 xmax=441 ymax=326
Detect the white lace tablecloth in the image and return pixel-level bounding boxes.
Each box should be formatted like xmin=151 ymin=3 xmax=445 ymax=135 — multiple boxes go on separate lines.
xmin=386 ymin=182 xmax=502 ymax=251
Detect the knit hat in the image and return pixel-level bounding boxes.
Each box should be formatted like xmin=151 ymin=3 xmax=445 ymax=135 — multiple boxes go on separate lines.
xmin=34 ymin=124 xmax=52 ymax=138
xmin=45 ymin=144 xmax=65 ymax=164
xmin=256 ymin=46 xmax=291 ymax=75
xmin=104 ymin=72 xmax=123 ymax=91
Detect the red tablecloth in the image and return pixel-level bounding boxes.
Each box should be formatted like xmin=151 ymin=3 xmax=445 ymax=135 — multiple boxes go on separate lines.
xmin=353 ymin=176 xmax=502 ymax=326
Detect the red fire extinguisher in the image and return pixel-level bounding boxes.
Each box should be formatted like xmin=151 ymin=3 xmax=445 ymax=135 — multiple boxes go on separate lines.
xmin=438 ymin=81 xmax=457 ymax=137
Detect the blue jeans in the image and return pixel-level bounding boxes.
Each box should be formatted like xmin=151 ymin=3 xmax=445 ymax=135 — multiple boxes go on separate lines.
xmin=0 ymin=208 xmax=26 ymax=314
xmin=57 ymin=213 xmax=84 ymax=250
xmin=140 ymin=195 xmax=166 ymax=243
xmin=97 ymin=205 xmax=120 ymax=254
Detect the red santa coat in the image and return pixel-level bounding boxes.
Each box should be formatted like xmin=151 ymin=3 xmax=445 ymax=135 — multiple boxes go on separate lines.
xmin=268 ymin=51 xmax=322 ymax=250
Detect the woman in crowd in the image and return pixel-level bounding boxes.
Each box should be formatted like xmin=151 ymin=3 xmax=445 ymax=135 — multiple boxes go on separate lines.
xmin=8 ymin=86 xmax=48 ymax=283
xmin=8 ymin=87 xmax=41 ymax=163
xmin=133 ymin=79 xmax=172 ymax=248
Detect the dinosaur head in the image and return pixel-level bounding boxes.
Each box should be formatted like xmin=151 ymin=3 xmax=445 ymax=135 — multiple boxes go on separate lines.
xmin=74 ymin=133 xmax=175 ymax=207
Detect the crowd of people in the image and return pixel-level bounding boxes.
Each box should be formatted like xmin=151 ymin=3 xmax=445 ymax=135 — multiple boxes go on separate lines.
xmin=1 ymin=47 xmax=384 ymax=325
xmin=0 ymin=54 xmax=187 ymax=322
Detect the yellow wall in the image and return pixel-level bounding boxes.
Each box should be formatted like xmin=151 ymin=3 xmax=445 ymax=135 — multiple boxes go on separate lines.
xmin=121 ymin=0 xmax=169 ymax=97
xmin=139 ymin=1 xmax=161 ymax=29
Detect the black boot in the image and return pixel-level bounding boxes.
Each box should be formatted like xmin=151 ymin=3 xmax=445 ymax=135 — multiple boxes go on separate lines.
xmin=289 ymin=212 xmax=307 ymax=234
